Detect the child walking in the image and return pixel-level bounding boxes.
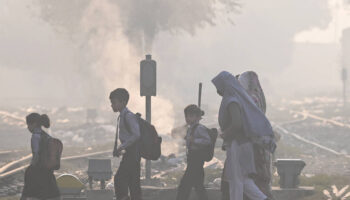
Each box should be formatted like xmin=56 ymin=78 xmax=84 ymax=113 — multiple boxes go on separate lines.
xmin=110 ymin=88 xmax=142 ymax=200
xmin=176 ymin=104 xmax=211 ymax=200
xmin=21 ymin=113 xmax=60 ymax=200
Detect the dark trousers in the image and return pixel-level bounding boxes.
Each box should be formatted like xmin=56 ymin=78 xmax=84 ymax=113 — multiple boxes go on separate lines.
xmin=114 ymin=144 xmax=141 ymax=200
xmin=221 ymin=179 xmax=229 ymax=200
xmin=176 ymin=151 xmax=208 ymax=200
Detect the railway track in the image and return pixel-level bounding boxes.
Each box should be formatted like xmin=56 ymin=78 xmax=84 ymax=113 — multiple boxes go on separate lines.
xmin=291 ymin=110 xmax=350 ymax=129
xmin=1 ymin=109 xmax=350 ymax=197
xmin=0 ymin=154 xmax=31 ymax=175
xmin=272 ymin=123 xmax=350 ymax=158
xmin=0 ymin=150 xmax=112 ymax=180
xmin=0 ymin=150 xmax=21 ymax=156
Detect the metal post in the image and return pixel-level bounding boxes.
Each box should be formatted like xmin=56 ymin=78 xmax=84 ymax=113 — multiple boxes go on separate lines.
xmin=342 ymin=68 xmax=347 ymax=107
xmin=198 ymin=83 xmax=202 ymax=108
xmin=344 ymin=79 xmax=347 ymax=107
xmin=145 ymin=95 xmax=151 ymax=180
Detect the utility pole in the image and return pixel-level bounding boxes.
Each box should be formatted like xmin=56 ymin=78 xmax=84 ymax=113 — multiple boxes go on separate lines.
xmin=140 ymin=54 xmax=157 ymax=180
xmin=198 ymin=83 xmax=202 ymax=108
xmin=342 ymin=28 xmax=350 ymax=108
xmin=342 ymin=68 xmax=347 ymax=107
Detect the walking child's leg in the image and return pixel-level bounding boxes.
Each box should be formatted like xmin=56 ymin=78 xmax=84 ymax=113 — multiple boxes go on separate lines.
xmin=193 ymin=159 xmax=208 ymax=200
xmin=115 ymin=156 xmax=130 ymax=199
xmin=221 ymin=179 xmax=230 ymax=200
xmin=129 ymin=146 xmax=142 ymax=200
xmin=176 ymin=159 xmax=196 ymax=200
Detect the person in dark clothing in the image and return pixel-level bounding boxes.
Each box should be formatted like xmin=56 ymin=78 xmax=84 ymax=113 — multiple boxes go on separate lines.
xmin=110 ymin=88 xmax=142 ymax=200
xmin=176 ymin=104 xmax=211 ymax=200
xmin=21 ymin=113 xmax=60 ymax=200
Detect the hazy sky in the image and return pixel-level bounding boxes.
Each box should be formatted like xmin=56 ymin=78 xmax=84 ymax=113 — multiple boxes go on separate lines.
xmin=0 ymin=0 xmax=348 ymax=111
xmin=295 ymin=0 xmax=350 ymax=43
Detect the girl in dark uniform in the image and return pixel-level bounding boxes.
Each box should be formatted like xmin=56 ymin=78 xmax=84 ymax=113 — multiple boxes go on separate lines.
xmin=21 ymin=113 xmax=60 ymax=200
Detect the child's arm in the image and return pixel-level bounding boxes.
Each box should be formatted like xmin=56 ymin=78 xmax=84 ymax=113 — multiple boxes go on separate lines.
xmin=31 ymin=134 xmax=41 ymax=165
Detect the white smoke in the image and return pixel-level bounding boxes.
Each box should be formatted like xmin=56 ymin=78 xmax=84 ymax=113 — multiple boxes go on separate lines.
xmin=31 ymin=0 xmax=238 ymax=133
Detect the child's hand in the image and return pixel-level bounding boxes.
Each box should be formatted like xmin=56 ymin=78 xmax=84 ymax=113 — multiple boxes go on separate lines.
xmin=114 ymin=147 xmax=125 ymax=157
xmin=113 ymin=147 xmax=118 ymax=157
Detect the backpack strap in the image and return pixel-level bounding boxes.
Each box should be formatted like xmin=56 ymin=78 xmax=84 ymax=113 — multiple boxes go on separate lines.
xmin=114 ymin=115 xmax=121 ymax=151
xmin=188 ymin=124 xmax=200 ymax=149
xmin=123 ymin=111 xmax=132 ymax=133
xmin=122 ymin=111 xmax=142 ymax=151
xmin=39 ymin=131 xmax=50 ymax=152
xmin=115 ymin=111 xmax=132 ymax=150
xmin=38 ymin=131 xmax=50 ymax=167
xmin=190 ymin=124 xmax=200 ymax=136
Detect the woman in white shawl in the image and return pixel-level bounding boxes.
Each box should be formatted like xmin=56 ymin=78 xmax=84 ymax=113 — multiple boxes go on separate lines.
xmin=212 ymin=71 xmax=275 ymax=200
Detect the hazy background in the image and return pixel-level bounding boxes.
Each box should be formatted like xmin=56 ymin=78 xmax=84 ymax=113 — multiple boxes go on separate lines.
xmin=1 ymin=0 xmax=349 ymax=130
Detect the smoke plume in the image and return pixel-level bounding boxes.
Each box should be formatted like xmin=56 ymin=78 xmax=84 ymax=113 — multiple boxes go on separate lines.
xmin=34 ymin=0 xmax=238 ymax=52
xmin=31 ymin=0 xmax=238 ymax=133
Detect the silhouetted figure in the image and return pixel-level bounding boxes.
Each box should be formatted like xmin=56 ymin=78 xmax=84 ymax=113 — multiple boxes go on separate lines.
xmin=21 ymin=113 xmax=60 ymax=200
xmin=176 ymin=105 xmax=210 ymax=200
xmin=110 ymin=88 xmax=142 ymax=200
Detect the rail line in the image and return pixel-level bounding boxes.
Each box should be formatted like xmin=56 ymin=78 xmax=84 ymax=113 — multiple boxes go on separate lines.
xmin=272 ymin=123 xmax=350 ymax=158
xmin=1 ymin=110 xmax=350 ymax=182
xmin=291 ymin=110 xmax=350 ymax=129
xmin=0 ymin=150 xmax=111 ymax=180
xmin=279 ymin=115 xmax=308 ymax=126
xmin=0 ymin=150 xmax=21 ymax=155
xmin=0 ymin=154 xmax=31 ymax=174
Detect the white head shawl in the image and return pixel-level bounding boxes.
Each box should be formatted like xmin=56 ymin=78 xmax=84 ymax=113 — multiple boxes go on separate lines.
xmin=212 ymin=71 xmax=276 ymax=153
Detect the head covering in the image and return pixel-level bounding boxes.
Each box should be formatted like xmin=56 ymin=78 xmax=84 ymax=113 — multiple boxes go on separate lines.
xmin=238 ymin=71 xmax=266 ymax=114
xmin=212 ymin=71 xmax=275 ymax=153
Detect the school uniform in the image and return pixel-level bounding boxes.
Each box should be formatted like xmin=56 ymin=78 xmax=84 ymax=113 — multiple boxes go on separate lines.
xmin=21 ymin=128 xmax=60 ymax=200
xmin=113 ymin=107 xmax=141 ymax=200
xmin=176 ymin=123 xmax=211 ymax=200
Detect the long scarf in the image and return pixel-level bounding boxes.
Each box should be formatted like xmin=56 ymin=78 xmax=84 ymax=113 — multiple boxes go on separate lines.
xmin=212 ymin=71 xmax=275 ymax=153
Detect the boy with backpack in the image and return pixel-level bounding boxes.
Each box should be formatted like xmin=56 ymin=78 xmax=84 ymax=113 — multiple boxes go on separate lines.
xmin=110 ymin=88 xmax=142 ymax=200
xmin=176 ymin=104 xmax=212 ymax=200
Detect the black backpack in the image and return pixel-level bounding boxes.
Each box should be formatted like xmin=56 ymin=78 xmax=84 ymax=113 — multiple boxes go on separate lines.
xmin=203 ymin=128 xmax=218 ymax=162
xmin=39 ymin=132 xmax=63 ymax=170
xmin=190 ymin=125 xmax=218 ymax=162
xmin=126 ymin=113 xmax=162 ymax=160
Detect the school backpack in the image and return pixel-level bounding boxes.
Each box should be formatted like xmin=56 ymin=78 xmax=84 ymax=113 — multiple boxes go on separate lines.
xmin=126 ymin=113 xmax=162 ymax=160
xmin=190 ymin=125 xmax=218 ymax=162
xmin=203 ymin=128 xmax=218 ymax=162
xmin=40 ymin=133 xmax=63 ymax=170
